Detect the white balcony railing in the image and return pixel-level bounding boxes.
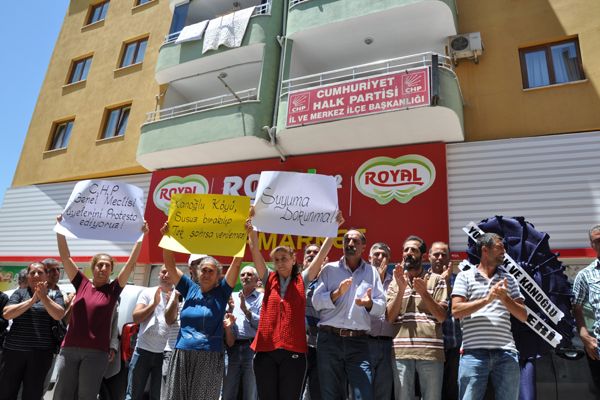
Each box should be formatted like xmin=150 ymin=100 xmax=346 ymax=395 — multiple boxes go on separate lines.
xmin=164 ymin=2 xmax=272 ymax=45
xmin=145 ymin=88 xmax=258 ymax=123
xmin=289 ymin=0 xmax=313 ymax=8
xmin=281 ymin=52 xmax=453 ymax=96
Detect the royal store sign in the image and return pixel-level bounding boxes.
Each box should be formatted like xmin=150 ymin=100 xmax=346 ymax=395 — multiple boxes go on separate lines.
xmin=286 ymin=67 xmax=430 ymax=127
xmin=142 ymin=143 xmax=447 ymax=263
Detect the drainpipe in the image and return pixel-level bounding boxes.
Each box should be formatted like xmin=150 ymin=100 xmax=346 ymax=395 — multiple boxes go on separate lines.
xmin=262 ymin=0 xmax=288 ymax=162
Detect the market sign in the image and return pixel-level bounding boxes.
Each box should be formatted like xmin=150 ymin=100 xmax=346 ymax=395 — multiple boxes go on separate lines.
xmin=286 ymin=67 xmax=430 ymax=127
xmin=143 ymin=143 xmax=447 ymax=264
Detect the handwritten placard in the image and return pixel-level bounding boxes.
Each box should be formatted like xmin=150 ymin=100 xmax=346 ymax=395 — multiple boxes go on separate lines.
xmin=159 ymin=194 xmax=250 ymax=257
xmin=54 ymin=180 xmax=145 ymax=242
xmin=252 ymin=171 xmax=339 ymax=238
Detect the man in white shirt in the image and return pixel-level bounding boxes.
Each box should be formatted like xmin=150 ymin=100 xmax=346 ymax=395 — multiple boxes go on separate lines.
xmin=125 ymin=266 xmax=176 ymax=400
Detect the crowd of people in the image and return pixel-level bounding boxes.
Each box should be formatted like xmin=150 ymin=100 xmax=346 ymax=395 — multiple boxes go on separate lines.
xmin=0 ymin=216 xmax=599 ymax=400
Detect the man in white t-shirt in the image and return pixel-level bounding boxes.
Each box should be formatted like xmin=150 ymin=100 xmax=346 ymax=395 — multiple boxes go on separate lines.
xmin=125 ymin=265 xmax=175 ymax=400
xmin=452 ymin=233 xmax=527 ymax=400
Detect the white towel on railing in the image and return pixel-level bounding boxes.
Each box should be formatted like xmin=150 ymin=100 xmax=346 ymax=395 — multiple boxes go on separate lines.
xmin=175 ymin=20 xmax=209 ymax=44
xmin=202 ymin=6 xmax=255 ymax=54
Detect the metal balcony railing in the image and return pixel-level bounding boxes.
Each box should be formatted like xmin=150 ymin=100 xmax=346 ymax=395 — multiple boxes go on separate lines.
xmin=280 ymin=52 xmax=453 ymax=96
xmin=145 ymin=88 xmax=258 ymax=123
xmin=289 ymin=0 xmax=313 ymax=8
xmin=164 ymin=2 xmax=272 ymax=45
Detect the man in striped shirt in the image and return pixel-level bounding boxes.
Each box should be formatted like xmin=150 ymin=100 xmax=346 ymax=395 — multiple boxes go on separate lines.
xmin=387 ymin=236 xmax=448 ymax=400
xmin=452 ymin=233 xmax=527 ymax=400
xmin=573 ymin=224 xmax=600 ymax=393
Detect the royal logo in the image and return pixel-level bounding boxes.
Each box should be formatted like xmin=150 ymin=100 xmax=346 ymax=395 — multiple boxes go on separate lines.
xmin=153 ymin=174 xmax=209 ymax=215
xmin=354 ymin=155 xmax=436 ymax=205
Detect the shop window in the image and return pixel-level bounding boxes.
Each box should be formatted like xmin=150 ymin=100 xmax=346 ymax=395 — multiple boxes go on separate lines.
xmin=120 ymin=37 xmax=148 ymax=68
xmin=519 ymin=38 xmax=585 ymax=89
xmin=101 ymin=104 xmax=131 ymax=139
xmin=67 ymin=56 xmax=92 ymax=84
xmin=48 ymin=120 xmax=74 ymax=150
xmin=86 ymin=1 xmax=110 ymax=25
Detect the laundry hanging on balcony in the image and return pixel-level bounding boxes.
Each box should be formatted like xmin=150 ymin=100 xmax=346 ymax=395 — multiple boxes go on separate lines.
xmin=175 ymin=20 xmax=209 ymax=44
xmin=203 ymin=6 xmax=255 ymax=53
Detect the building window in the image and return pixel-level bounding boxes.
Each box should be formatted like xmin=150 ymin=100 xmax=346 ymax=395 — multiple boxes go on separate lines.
xmin=135 ymin=0 xmax=153 ymax=5
xmin=519 ymin=38 xmax=585 ymax=89
xmin=49 ymin=120 xmax=74 ymax=150
xmin=87 ymin=1 xmax=110 ymax=25
xmin=120 ymin=37 xmax=148 ymax=68
xmin=101 ymin=104 xmax=131 ymax=139
xmin=67 ymin=56 xmax=92 ymax=84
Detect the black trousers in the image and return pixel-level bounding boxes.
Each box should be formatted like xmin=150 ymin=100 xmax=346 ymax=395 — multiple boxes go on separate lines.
xmin=254 ymin=349 xmax=307 ymax=400
xmin=0 ymin=348 xmax=54 ymax=400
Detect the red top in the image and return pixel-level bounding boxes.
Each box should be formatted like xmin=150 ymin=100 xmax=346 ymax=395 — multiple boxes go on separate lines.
xmin=251 ymin=271 xmax=307 ymax=354
xmin=63 ymin=271 xmax=122 ymax=353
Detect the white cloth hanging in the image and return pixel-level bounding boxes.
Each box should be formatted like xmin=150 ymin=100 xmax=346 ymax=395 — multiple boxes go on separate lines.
xmin=202 ymin=6 xmax=255 ymax=54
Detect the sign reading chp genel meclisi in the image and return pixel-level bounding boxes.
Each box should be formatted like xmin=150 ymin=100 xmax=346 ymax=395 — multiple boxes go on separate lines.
xmin=142 ymin=143 xmax=448 ymax=264
xmin=354 ymin=155 xmax=436 ymax=205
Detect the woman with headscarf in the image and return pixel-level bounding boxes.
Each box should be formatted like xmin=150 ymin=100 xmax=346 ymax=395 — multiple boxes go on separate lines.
xmin=160 ymin=222 xmax=242 ymax=400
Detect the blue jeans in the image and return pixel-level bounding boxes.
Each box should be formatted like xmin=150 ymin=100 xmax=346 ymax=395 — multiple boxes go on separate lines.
xmin=125 ymin=348 xmax=164 ymax=400
xmin=317 ymin=331 xmax=373 ymax=400
xmin=458 ymin=349 xmax=520 ymax=400
xmin=367 ymin=337 xmax=393 ymax=400
xmin=395 ymin=358 xmax=443 ymax=400
xmin=222 ymin=341 xmax=257 ymax=400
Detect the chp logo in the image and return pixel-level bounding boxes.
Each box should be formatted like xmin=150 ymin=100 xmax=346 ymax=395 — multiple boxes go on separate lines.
xmin=153 ymin=174 xmax=209 ymax=215
xmin=354 ymin=155 xmax=436 ymax=205
xmin=288 ymin=93 xmax=309 ymax=114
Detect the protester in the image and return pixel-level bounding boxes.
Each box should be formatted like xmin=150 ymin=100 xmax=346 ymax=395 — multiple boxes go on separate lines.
xmin=161 ymin=223 xmax=242 ymax=400
xmin=452 ymin=233 xmax=527 ymax=400
xmin=125 ymin=265 xmax=175 ymax=400
xmin=573 ymin=224 xmax=600 ymax=393
xmin=387 ymin=236 xmax=447 ymax=400
xmin=52 ymin=216 xmax=148 ymax=400
xmin=188 ymin=254 xmax=207 ymax=283
xmin=17 ymin=269 xmax=28 ymax=289
xmin=0 ymin=262 xmax=65 ymax=400
xmin=222 ymin=266 xmax=263 ymax=400
xmin=246 ymin=211 xmax=342 ymax=400
xmin=312 ymin=229 xmax=386 ymax=400
xmin=428 ymin=242 xmax=461 ymax=400
xmin=0 ymin=290 xmax=7 ymax=356
xmin=366 ymin=242 xmax=398 ymax=400
xmin=162 ymin=287 xmax=182 ymax=400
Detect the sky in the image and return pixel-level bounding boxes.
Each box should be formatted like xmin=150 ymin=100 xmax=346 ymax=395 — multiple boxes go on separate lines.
xmin=0 ymin=2 xmax=70 ymax=205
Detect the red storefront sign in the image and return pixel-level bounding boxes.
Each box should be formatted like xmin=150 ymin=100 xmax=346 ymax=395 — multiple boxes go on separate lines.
xmin=287 ymin=67 xmax=430 ymax=128
xmin=141 ymin=143 xmax=448 ymax=264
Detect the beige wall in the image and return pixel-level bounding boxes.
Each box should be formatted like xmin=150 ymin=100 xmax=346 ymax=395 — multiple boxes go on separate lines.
xmin=13 ymin=0 xmax=171 ymax=186
xmin=455 ymin=0 xmax=600 ymax=141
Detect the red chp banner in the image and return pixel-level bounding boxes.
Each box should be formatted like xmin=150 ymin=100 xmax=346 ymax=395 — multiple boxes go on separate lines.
xmin=141 ymin=143 xmax=448 ymax=264
xmin=287 ymin=67 xmax=430 ymax=127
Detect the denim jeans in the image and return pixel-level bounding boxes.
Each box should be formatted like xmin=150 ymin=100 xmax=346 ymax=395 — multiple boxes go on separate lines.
xmin=458 ymin=349 xmax=520 ymax=400
xmin=125 ymin=348 xmax=164 ymax=400
xmin=222 ymin=341 xmax=258 ymax=400
xmin=317 ymin=331 xmax=373 ymax=400
xmin=395 ymin=358 xmax=443 ymax=400
xmin=302 ymin=346 xmax=321 ymax=400
xmin=367 ymin=337 xmax=393 ymax=400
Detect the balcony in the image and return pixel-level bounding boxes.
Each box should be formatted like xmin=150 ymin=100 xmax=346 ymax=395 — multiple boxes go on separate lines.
xmin=287 ymin=0 xmax=457 ymax=48
xmin=275 ymin=53 xmax=464 ymax=155
xmin=156 ymin=0 xmax=279 ymax=85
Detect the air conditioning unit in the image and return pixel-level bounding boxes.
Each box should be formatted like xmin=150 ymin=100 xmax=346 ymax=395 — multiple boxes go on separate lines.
xmin=447 ymin=32 xmax=483 ymax=65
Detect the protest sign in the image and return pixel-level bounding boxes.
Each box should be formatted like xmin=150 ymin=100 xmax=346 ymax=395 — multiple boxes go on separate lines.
xmin=252 ymin=171 xmax=339 ymax=238
xmin=54 ymin=180 xmax=145 ymax=242
xmin=159 ymin=194 xmax=250 ymax=257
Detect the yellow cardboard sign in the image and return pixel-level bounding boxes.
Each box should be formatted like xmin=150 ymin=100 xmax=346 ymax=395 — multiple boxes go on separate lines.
xmin=159 ymin=194 xmax=250 ymax=257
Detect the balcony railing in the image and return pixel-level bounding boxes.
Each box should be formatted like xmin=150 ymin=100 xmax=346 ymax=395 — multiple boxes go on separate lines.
xmin=164 ymin=2 xmax=272 ymax=45
xmin=145 ymin=88 xmax=258 ymax=123
xmin=280 ymin=52 xmax=454 ymax=96
xmin=289 ymin=0 xmax=312 ymax=8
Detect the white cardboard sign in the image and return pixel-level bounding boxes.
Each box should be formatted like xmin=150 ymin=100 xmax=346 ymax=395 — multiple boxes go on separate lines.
xmin=54 ymin=179 xmax=145 ymax=242
xmin=252 ymin=171 xmax=339 ymax=238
